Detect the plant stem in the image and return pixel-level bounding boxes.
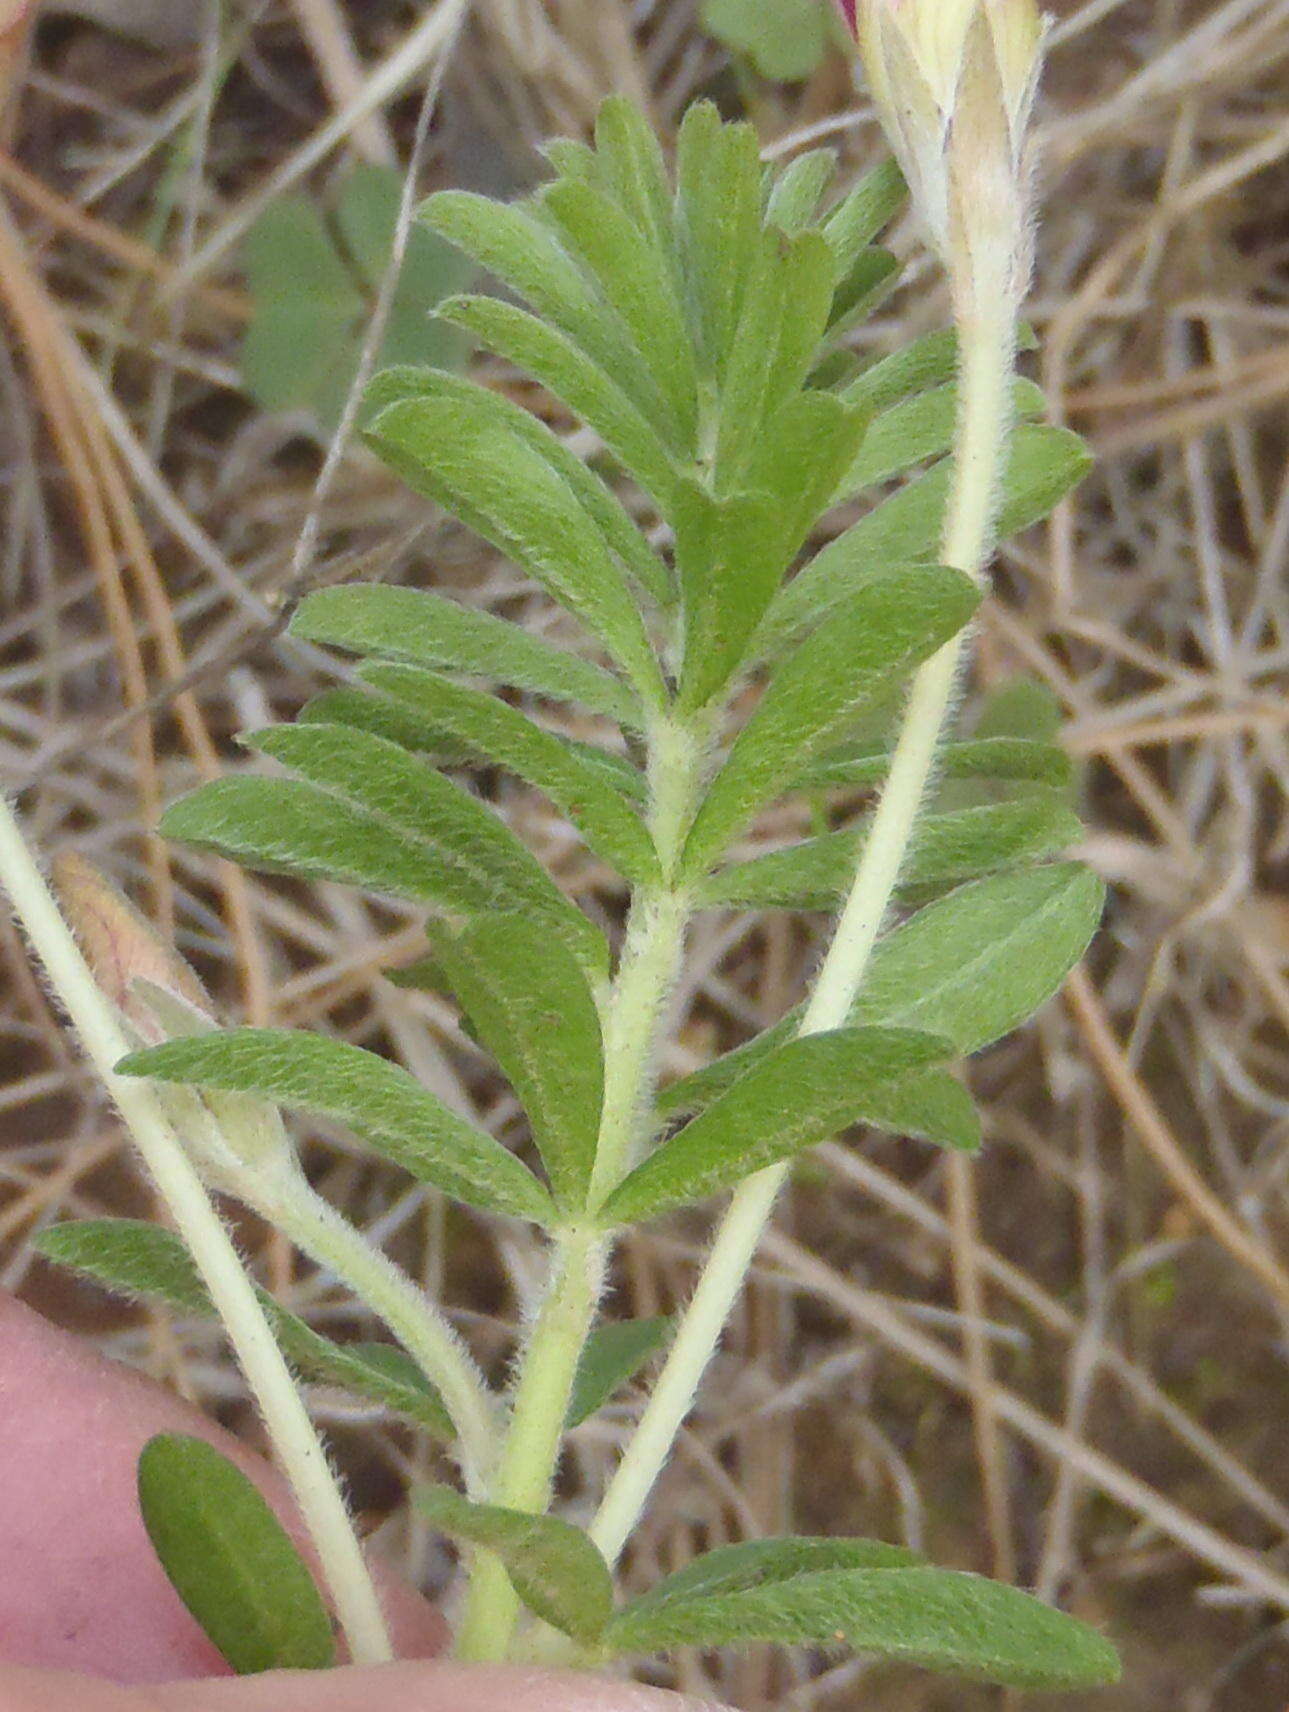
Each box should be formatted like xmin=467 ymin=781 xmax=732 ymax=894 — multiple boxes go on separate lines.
xmin=0 ymin=796 xmax=393 ymax=1666
xmin=455 ymin=717 xmax=704 ymax=1661
xmin=590 ymin=295 xmax=1020 ymax=1571
xmin=255 ymin=1170 xmax=499 ymax=1496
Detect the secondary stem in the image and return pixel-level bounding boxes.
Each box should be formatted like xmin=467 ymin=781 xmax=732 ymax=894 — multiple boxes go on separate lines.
xmin=0 ymin=797 xmax=394 ymax=1666
xmin=255 ymin=1171 xmax=499 ymax=1496
xmin=455 ymin=718 xmax=704 ymax=1661
xmin=591 ymin=294 xmax=1019 ymax=1571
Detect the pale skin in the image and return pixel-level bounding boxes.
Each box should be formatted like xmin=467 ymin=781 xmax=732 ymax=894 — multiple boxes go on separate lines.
xmin=0 ymin=1294 xmax=726 ymax=1712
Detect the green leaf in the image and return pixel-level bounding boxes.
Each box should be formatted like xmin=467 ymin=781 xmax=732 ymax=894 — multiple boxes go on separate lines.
xmin=827 ymin=246 xmax=899 ymax=339
xmin=850 ymin=865 xmax=1105 ymax=1054
xmin=743 ymin=392 xmax=872 ymax=571
xmin=765 ymin=149 xmax=837 ymax=235
xmin=37 ymin=1220 xmax=456 ymax=1439
xmin=697 ymin=799 xmax=1084 ymax=910
xmin=592 ymin=97 xmax=674 ymax=253
xmin=764 ymin=426 xmax=1090 ymax=647
xmin=161 ymin=776 xmax=500 ymax=913
xmin=796 ymin=735 xmax=1073 ymax=793
xmin=603 ymin=1564 xmax=1120 ymax=1689
xmin=541 ymin=177 xmax=698 ymax=445
xmin=567 ymin=1317 xmax=673 ymax=1427
xmin=628 ymin=1536 xmax=919 ymax=1612
xmin=415 ymin=1487 xmax=613 ymax=1643
xmin=681 ymin=567 xmax=978 ymax=875
xmin=429 ymin=915 xmax=604 ymax=1210
xmin=839 ymin=377 xmax=1045 ymax=496
xmin=602 ymin=1027 xmax=949 ymax=1223
xmin=291 ymin=584 xmax=644 ymax=730
xmin=297 ymin=685 xmax=475 ymax=763
xmin=117 ymin=1030 xmax=555 ymax=1225
xmin=673 ymin=484 xmax=784 ymax=711
xmin=676 ymin=104 xmax=763 ymax=378
xmin=700 ymin=0 xmax=831 ymax=81
xmin=436 ymin=294 xmax=678 ymax=512
xmin=656 ymin=1012 xmax=799 ymax=1121
xmin=138 ymin=1434 xmax=335 ymax=1674
xmin=356 ymin=663 xmax=660 ymax=884
xmin=420 ymin=190 xmax=680 ymax=445
xmin=242 ymin=721 xmax=603 ymax=971
xmin=364 ymin=392 xmax=664 ymax=700
xmin=821 ymin=159 xmax=906 ymax=271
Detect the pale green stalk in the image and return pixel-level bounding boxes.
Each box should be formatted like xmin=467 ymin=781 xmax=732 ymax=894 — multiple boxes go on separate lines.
xmin=590 ymin=295 xmax=1020 ymax=1571
xmin=251 ymin=1170 xmax=499 ymax=1496
xmin=0 ymin=796 xmax=393 ymax=1666
xmin=455 ymin=719 xmax=704 ymax=1661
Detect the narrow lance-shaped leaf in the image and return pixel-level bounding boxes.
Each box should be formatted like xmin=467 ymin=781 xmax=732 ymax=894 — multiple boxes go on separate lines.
xmin=37 ymin=1220 xmax=455 ymax=1439
xmin=764 ymin=149 xmax=837 ymax=235
xmin=415 ymin=1487 xmax=614 ymax=1643
xmin=365 ymin=396 xmax=664 ymax=703
xmin=241 ymin=721 xmax=605 ymax=975
xmin=365 ymin=366 xmax=671 ymax=616
xmin=795 ymin=734 xmax=1073 ymax=793
xmin=850 ymin=864 xmax=1106 ymax=1055
xmin=435 ymin=293 xmax=679 ymax=514
xmin=290 ymin=584 xmax=644 ymax=730
xmin=117 ymin=1030 xmax=556 ymax=1226
xmin=356 ymin=662 xmax=661 ymax=885
xmin=673 ymin=484 xmax=784 ymax=712
xmin=567 ymin=1317 xmax=673 ymax=1428
xmin=681 ymin=566 xmax=978 ymax=876
xmin=697 ymin=800 xmax=1084 ymax=911
xmin=838 ymin=376 xmax=1045 ymax=497
xmin=675 ymin=103 xmax=763 ymax=378
xmin=137 ymin=1434 xmax=335 ymax=1674
xmin=603 ymin=1565 xmax=1120 ymax=1690
xmin=603 ymin=1027 xmax=949 ymax=1224
xmin=763 ymin=426 xmax=1091 ymax=648
xmin=627 ymin=1536 xmax=920 ymax=1612
xmin=592 ymin=96 xmax=674 ymax=254
xmin=420 ymin=190 xmax=680 ymax=444
xmin=430 ymin=915 xmax=604 ymax=1211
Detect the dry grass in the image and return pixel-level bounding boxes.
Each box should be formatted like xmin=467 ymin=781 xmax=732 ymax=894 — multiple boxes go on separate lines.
xmin=2 ymin=2 xmax=1288 ymax=1708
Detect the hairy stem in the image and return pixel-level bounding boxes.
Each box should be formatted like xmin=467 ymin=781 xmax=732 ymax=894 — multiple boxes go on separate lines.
xmin=590 ymin=295 xmax=1020 ymax=1570
xmin=455 ymin=718 xmax=704 ymax=1661
xmin=255 ymin=1171 xmax=499 ymax=1496
xmin=0 ymin=797 xmax=393 ymax=1666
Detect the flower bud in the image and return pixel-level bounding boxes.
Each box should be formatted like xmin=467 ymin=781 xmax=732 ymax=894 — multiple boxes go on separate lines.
xmin=837 ymin=0 xmax=1045 ymax=307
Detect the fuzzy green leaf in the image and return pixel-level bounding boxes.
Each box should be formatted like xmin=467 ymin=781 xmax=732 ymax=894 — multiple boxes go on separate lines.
xmin=415 ymin=1487 xmax=613 ymax=1643
xmin=850 ymin=865 xmax=1105 ymax=1054
xmin=541 ymin=177 xmax=698 ymax=444
xmin=567 ymin=1317 xmax=673 ymax=1427
xmin=821 ymin=159 xmax=906 ymax=271
xmin=117 ymin=1031 xmax=555 ymax=1225
xmin=430 ymin=915 xmax=604 ymax=1210
xmin=291 ymin=585 xmax=644 ymax=730
xmin=674 ymin=484 xmax=784 ymax=710
xmin=839 ymin=377 xmax=1045 ymax=496
xmin=592 ymin=97 xmax=674 ymax=252
xmin=697 ymin=799 xmax=1083 ymax=910
xmin=681 ymin=567 xmax=979 ymax=876
xmin=364 ymin=393 xmax=664 ymax=700
xmin=796 ymin=735 xmax=1073 ymax=793
xmin=765 ymin=149 xmax=837 ymax=234
xmin=355 ymin=663 xmax=658 ymax=884
xmin=242 ymin=721 xmax=604 ymax=972
xmin=676 ymin=104 xmax=763 ymax=378
xmin=36 ymin=1220 xmax=456 ymax=1438
xmin=161 ymin=777 xmax=510 ymax=915
xmin=765 ymin=426 xmax=1091 ymax=647
xmin=420 ymin=190 xmax=679 ymax=443
xmin=628 ymin=1537 xmax=919 ymax=1612
xmin=700 ymin=0 xmax=831 ymax=81
xmin=138 ymin=1434 xmax=335 ymax=1674
xmin=603 ymin=1027 xmax=949 ymax=1223
xmin=435 ymin=294 xmax=678 ymax=512
xmin=604 ymin=1564 xmax=1120 ymax=1689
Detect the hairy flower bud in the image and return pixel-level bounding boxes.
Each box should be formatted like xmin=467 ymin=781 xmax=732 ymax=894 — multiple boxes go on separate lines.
xmin=837 ymin=0 xmax=1045 ymax=307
